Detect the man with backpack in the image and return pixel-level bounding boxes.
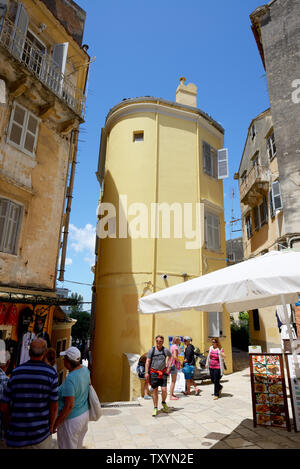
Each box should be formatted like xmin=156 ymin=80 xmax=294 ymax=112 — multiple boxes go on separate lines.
xmin=144 ymin=335 xmax=171 ymax=417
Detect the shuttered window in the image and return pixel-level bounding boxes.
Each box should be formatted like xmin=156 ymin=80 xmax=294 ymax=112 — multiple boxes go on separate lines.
xmin=272 ymin=181 xmax=283 ymax=211
xmin=0 ymin=198 xmax=22 ymax=254
xmin=269 ymin=189 xmax=275 ymax=218
xmin=7 ymin=102 xmax=40 ymax=157
xmin=267 ymin=132 xmax=277 ymax=160
xmin=203 ymin=141 xmax=218 ymax=179
xmin=246 ymin=214 xmax=252 ymax=239
xmin=10 ymin=2 xmax=29 ymax=60
xmin=205 ymin=211 xmax=220 ymax=251
xmin=253 ymin=206 xmax=260 ymax=231
xmin=217 ymin=148 xmax=229 ymax=179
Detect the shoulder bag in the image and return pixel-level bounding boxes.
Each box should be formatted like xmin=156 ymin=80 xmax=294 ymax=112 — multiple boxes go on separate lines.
xmin=88 ymin=384 xmax=102 ymax=422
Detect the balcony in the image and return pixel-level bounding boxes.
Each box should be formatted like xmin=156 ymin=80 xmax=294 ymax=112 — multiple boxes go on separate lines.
xmin=0 ymin=16 xmax=86 ymax=119
xmin=240 ymin=165 xmax=269 ymax=207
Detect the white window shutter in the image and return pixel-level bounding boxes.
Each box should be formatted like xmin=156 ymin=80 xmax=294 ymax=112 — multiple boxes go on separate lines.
xmin=272 ymin=181 xmax=283 ymax=211
xmin=217 ymin=148 xmax=229 ymax=179
xmin=209 ymin=312 xmax=220 ymax=337
xmin=52 ymin=42 xmax=69 ymax=75
xmin=11 ymin=2 xmax=29 ymax=60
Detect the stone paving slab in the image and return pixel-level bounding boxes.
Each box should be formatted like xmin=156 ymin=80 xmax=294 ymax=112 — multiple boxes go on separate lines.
xmin=76 ymin=365 xmax=300 ymax=450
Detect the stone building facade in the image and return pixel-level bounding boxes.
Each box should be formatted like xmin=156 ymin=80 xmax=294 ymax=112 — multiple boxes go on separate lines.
xmin=0 ymin=0 xmax=88 ymax=376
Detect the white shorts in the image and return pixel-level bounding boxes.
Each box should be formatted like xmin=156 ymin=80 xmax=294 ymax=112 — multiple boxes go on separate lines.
xmin=57 ymin=410 xmax=89 ymax=449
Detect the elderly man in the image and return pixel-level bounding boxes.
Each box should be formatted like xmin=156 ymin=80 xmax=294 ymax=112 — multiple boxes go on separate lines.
xmin=145 ymin=335 xmax=171 ymax=417
xmin=0 ymin=338 xmax=58 ymax=449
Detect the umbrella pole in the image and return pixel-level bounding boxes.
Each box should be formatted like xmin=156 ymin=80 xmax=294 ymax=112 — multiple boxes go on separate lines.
xmin=280 ymin=294 xmax=300 ymax=379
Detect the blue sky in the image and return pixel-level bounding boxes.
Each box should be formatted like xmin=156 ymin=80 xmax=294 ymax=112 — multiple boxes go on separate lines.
xmin=56 ymin=0 xmax=270 ymax=307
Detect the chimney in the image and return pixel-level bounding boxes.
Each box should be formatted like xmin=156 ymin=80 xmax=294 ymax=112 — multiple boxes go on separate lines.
xmin=176 ymin=77 xmax=197 ymax=108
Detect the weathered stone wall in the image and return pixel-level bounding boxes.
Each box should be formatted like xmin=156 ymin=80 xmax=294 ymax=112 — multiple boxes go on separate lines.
xmin=40 ymin=0 xmax=86 ymax=46
xmin=259 ymin=0 xmax=300 ymax=235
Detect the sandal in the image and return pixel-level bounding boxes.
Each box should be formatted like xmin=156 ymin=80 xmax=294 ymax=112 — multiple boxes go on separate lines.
xmin=170 ymin=396 xmax=179 ymax=400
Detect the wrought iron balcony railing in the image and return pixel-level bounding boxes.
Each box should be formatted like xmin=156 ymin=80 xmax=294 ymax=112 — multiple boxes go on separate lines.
xmin=0 ymin=16 xmax=86 ymax=119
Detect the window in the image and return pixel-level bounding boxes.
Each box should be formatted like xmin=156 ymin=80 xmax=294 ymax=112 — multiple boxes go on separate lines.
xmin=269 ymin=189 xmax=275 ymax=218
xmin=252 ymin=309 xmax=260 ymax=331
xmin=217 ymin=148 xmax=229 ymax=179
xmin=209 ymin=312 xmax=223 ymax=337
xmin=22 ymin=30 xmax=46 ymax=78
xmin=203 ymin=141 xmax=218 ymax=178
xmin=252 ymin=152 xmax=259 ymax=167
xmin=253 ymin=196 xmax=268 ymax=231
xmin=246 ymin=214 xmax=252 ymax=239
xmin=56 ymin=340 xmax=62 ymax=358
xmin=228 ymin=252 xmax=235 ymax=262
xmin=271 ymin=181 xmax=283 ymax=212
xmin=7 ymin=102 xmax=40 ymax=157
xmin=0 ymin=198 xmax=22 ymax=255
xmin=251 ymin=124 xmax=256 ymax=140
xmin=205 ymin=211 xmax=220 ymax=251
xmin=241 ymin=170 xmax=247 ymax=184
xmin=267 ymin=132 xmax=276 ymax=160
xmin=133 ymin=131 xmax=144 ymax=142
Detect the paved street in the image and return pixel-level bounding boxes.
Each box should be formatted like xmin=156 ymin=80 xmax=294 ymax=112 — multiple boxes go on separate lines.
xmin=50 ymin=350 xmax=300 ymax=450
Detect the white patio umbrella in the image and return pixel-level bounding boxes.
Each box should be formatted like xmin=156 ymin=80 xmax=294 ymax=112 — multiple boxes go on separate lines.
xmin=138 ymin=250 xmax=300 ymax=376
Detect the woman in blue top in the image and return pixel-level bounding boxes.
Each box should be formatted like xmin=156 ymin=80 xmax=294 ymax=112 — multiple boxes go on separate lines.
xmin=54 ymin=346 xmax=90 ymax=449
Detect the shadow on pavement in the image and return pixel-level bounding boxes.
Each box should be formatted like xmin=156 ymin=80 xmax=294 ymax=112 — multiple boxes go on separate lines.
xmin=210 ymin=418 xmax=300 ymax=449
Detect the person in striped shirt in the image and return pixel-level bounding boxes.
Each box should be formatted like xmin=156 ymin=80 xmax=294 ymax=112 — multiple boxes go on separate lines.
xmin=0 ymin=338 xmax=58 ymax=449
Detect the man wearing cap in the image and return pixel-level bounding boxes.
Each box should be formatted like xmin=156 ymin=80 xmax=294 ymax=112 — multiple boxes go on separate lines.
xmin=0 ymin=338 xmax=58 ymax=449
xmin=54 ymin=346 xmax=90 ymax=449
xmin=183 ymin=337 xmax=200 ymax=396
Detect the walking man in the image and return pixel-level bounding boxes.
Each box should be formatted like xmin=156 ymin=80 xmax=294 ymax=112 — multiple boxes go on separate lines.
xmin=145 ymin=335 xmax=171 ymax=417
xmin=0 ymin=338 xmax=58 ymax=449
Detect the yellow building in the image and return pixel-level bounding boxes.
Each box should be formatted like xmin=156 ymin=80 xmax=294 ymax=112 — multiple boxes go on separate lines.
xmin=236 ymin=108 xmax=284 ymax=351
xmin=0 ymin=0 xmax=88 ymax=376
xmin=92 ymin=78 xmax=232 ymax=402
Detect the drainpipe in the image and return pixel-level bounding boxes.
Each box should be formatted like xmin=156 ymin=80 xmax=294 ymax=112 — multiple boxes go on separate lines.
xmin=58 ymin=128 xmax=79 ymax=282
xmin=54 ymin=131 xmax=74 ymax=289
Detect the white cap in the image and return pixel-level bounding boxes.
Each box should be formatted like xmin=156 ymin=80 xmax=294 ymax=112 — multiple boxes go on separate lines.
xmin=184 ymin=336 xmax=192 ymax=342
xmin=60 ymin=346 xmax=81 ymax=361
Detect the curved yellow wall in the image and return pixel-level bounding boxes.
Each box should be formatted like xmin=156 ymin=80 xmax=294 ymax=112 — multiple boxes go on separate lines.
xmin=93 ymin=102 xmax=232 ymax=402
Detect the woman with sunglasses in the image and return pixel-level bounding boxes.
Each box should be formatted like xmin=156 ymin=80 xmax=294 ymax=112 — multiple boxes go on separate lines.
xmin=206 ymin=338 xmax=225 ymax=400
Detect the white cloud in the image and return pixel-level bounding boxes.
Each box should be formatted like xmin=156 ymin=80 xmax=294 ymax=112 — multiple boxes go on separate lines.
xmin=58 ymin=256 xmax=73 ymax=267
xmin=69 ymin=223 xmax=96 ymax=253
xmin=69 ymin=223 xmax=96 ymax=266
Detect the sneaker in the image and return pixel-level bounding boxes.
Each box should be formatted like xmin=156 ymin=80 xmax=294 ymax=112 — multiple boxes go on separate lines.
xmin=161 ymin=402 xmax=170 ymax=413
xmin=144 ymin=395 xmax=152 ymax=400
xmin=152 ymin=408 xmax=158 ymax=417
xmin=213 ymin=396 xmax=219 ymax=400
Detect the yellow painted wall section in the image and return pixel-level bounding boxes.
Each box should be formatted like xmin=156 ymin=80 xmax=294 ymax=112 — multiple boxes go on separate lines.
xmin=93 ymin=101 xmax=232 ymax=402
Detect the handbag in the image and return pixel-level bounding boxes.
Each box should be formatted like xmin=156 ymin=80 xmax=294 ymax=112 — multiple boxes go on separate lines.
xmin=88 ymin=384 xmax=102 ymax=421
